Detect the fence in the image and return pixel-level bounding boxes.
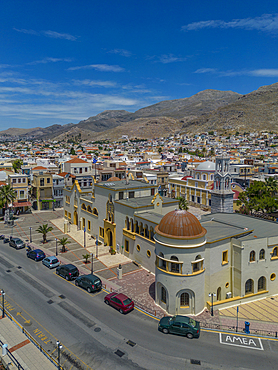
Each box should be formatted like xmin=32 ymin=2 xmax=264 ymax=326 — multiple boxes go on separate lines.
xmin=0 ymin=339 xmax=24 ymax=369
xmin=1 ymin=309 xmax=60 ymax=369
xmin=199 ymin=321 xmax=278 ymax=338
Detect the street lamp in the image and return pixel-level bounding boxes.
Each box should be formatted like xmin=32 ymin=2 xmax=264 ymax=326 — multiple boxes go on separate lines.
xmin=91 ymin=253 xmax=94 ymax=274
xmin=55 ymin=238 xmax=58 ymax=256
xmin=208 ymin=292 xmax=216 ymax=316
xmin=1 ymin=289 xmax=5 ymax=318
xmin=29 ymin=227 xmax=32 ymax=243
xmin=56 ymin=340 xmax=62 ymax=370
xmin=96 ymin=236 xmax=98 ymax=258
xmin=84 ymin=227 xmax=86 ymax=248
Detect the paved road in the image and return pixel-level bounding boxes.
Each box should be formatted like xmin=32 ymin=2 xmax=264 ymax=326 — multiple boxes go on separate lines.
xmin=0 ymin=238 xmax=278 ymax=369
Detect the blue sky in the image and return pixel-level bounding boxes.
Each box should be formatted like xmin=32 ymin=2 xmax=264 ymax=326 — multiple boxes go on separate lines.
xmin=1 ymin=0 xmax=278 ymax=130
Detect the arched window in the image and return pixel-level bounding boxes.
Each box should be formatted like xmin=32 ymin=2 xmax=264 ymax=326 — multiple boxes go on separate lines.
xmin=161 ymin=287 xmax=166 ymax=303
xmin=135 ymin=221 xmax=139 ymax=234
xmin=93 ymin=207 xmax=98 ymax=216
xmin=150 ymin=226 xmax=154 ymax=241
xmin=159 ymin=252 xmax=166 ymax=270
xmin=125 ymin=217 xmax=130 ymax=230
xmin=245 ymin=279 xmax=254 ymax=295
xmin=81 ymin=203 xmax=86 ymax=210
xmin=87 ymin=205 xmax=92 ymax=213
xmin=210 ymin=174 xmax=214 ymax=180
xmin=202 ymin=174 xmax=206 ymax=180
xmin=217 ymin=287 xmax=221 ymax=301
xmin=259 ymin=249 xmax=265 ymax=260
xmin=249 ymin=251 xmax=256 ymax=262
xmin=180 ymin=292 xmax=189 ymax=307
xmin=272 ymin=246 xmax=278 ymax=257
xmin=192 ymin=255 xmax=203 ymax=272
xmin=130 ymin=219 xmax=134 ymax=232
xmin=170 ymin=256 xmax=179 ymax=273
xmin=144 ymin=225 xmax=149 ymax=239
xmin=139 ymin=222 xmax=144 ymax=236
xmin=258 ymin=276 xmax=266 ymax=292
xmin=197 ymin=174 xmax=200 ymax=179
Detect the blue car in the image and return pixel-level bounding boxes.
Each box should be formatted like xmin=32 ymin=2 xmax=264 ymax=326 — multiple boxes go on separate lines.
xmin=27 ymin=249 xmax=46 ymax=261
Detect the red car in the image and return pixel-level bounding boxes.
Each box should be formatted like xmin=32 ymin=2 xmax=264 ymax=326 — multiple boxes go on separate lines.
xmin=104 ymin=292 xmax=134 ymax=314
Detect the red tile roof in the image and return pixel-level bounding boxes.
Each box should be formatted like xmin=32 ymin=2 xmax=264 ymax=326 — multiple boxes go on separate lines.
xmin=65 ymin=158 xmax=88 ymax=164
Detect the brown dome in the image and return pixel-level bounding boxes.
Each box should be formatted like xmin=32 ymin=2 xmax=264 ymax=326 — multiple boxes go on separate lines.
xmin=155 ymin=210 xmax=207 ymax=239
xmin=107 ymin=176 xmax=121 ymax=182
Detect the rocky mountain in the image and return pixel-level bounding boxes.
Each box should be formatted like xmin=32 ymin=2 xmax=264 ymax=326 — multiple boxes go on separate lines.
xmin=2 ymin=83 xmax=278 ymax=141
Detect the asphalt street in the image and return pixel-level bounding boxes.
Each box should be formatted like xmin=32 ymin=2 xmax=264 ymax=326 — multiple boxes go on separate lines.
xmin=0 ymin=239 xmax=278 ymax=370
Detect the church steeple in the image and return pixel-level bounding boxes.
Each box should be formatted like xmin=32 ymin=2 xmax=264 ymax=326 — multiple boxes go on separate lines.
xmin=211 ymin=154 xmax=234 ymax=213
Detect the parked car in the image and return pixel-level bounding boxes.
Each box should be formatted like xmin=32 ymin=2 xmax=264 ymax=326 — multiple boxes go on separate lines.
xmin=56 ymin=264 xmax=79 ymax=281
xmin=0 ymin=235 xmax=5 ymax=240
xmin=104 ymin=292 xmax=134 ymax=314
xmin=42 ymin=256 xmax=60 ymax=269
xmin=158 ymin=315 xmax=200 ymax=339
xmin=9 ymin=237 xmax=25 ymax=250
xmin=75 ymin=274 xmax=102 ymax=293
xmin=27 ymin=249 xmax=46 ymax=261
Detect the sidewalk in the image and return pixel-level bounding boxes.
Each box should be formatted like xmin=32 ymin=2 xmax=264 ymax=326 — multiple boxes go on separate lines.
xmin=0 ymin=316 xmax=57 ymax=370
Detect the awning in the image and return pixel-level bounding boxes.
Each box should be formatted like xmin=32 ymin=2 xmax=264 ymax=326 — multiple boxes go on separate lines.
xmin=12 ymin=202 xmax=32 ymax=207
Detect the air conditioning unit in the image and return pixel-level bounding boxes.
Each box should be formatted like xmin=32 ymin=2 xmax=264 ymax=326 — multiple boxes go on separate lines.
xmin=226 ymin=292 xmax=232 ymax=299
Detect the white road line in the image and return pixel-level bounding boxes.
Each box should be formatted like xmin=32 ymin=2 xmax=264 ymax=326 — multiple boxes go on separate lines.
xmin=219 ymin=333 xmax=264 ymax=351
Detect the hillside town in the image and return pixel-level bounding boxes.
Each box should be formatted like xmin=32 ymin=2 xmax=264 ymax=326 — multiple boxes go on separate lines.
xmin=0 ymin=130 xmax=277 ymax=216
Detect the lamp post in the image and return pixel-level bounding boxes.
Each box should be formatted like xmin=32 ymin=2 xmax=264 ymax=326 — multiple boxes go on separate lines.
xmin=208 ymin=293 xmax=216 ymax=316
xmin=1 ymin=289 xmax=5 ymax=318
xmin=29 ymin=227 xmax=32 ymax=243
xmin=56 ymin=340 xmax=62 ymax=370
xmin=91 ymin=253 xmax=94 ymax=274
xmin=96 ymin=236 xmax=98 ymax=258
xmin=55 ymin=238 xmax=58 ymax=256
xmin=84 ymin=227 xmax=86 ymax=248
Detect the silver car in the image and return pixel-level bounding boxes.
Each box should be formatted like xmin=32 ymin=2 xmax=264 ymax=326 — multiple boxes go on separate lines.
xmin=9 ymin=238 xmax=25 ymax=250
xmin=42 ymin=256 xmax=60 ymax=269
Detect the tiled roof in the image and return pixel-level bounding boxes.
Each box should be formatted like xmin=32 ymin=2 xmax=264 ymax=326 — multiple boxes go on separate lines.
xmin=65 ymin=158 xmax=88 ymax=164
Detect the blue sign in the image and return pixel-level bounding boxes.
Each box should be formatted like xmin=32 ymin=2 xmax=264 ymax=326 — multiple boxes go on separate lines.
xmin=93 ymin=158 xmax=97 ymax=164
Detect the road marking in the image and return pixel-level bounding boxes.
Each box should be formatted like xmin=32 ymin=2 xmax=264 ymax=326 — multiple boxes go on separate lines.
xmin=219 ymin=333 xmax=264 ymax=350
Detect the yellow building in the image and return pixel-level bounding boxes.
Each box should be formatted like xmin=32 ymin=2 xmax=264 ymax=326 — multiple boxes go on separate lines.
xmin=31 ymin=173 xmax=54 ymax=210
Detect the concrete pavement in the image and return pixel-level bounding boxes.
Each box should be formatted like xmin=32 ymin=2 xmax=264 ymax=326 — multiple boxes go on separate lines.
xmin=0 ymin=315 xmax=57 ymax=370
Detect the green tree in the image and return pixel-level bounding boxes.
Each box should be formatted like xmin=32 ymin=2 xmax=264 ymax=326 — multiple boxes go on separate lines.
xmin=0 ymin=184 xmax=16 ymax=211
xmin=70 ymin=147 xmax=76 ymax=155
xmin=177 ymin=196 xmax=189 ymax=210
xmin=237 ymin=179 xmax=278 ymax=215
xmin=12 ymin=159 xmax=23 ymax=173
xmin=36 ymin=224 xmax=53 ymax=243
xmin=58 ymin=237 xmax=71 ymax=253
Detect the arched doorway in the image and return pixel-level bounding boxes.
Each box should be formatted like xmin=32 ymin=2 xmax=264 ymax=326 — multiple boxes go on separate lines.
xmin=177 ymin=289 xmax=195 ymax=315
xmin=74 ymin=210 xmax=78 ymax=225
xmin=106 ymin=228 xmax=113 ymax=247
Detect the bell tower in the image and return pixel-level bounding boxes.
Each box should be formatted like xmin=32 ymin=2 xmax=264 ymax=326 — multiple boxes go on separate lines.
xmin=211 ymin=154 xmax=233 ymax=213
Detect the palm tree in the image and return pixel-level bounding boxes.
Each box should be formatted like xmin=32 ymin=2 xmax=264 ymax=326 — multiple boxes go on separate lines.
xmin=0 ymin=185 xmax=16 ymax=220
xmin=36 ymin=224 xmax=53 ymax=243
xmin=177 ymin=196 xmax=189 ymax=210
xmin=58 ymin=237 xmax=71 ymax=253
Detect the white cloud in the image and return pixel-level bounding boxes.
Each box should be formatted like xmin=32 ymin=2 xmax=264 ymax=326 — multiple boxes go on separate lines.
xmin=72 ymin=79 xmax=117 ymax=87
xmin=194 ymin=68 xmax=217 ymax=74
xmin=42 ymin=30 xmax=77 ymax=41
xmin=249 ymin=69 xmax=278 ymax=77
xmin=182 ymin=14 xmax=278 ymax=33
xmin=68 ymin=64 xmax=124 ymax=72
xmin=194 ymin=67 xmax=278 ymax=77
xmin=27 ymin=57 xmax=73 ymax=65
xmin=108 ymin=49 xmax=132 ymax=57
xmin=13 ymin=28 xmax=77 ymax=41
xmin=13 ymin=28 xmax=39 ymax=35
xmin=158 ymin=54 xmax=187 ymax=64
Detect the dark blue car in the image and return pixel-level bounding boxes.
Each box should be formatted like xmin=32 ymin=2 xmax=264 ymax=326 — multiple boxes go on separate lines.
xmin=27 ymin=249 xmax=46 ymax=261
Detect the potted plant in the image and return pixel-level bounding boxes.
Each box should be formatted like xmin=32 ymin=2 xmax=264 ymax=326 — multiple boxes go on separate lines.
xmin=109 ymin=247 xmax=116 ymax=255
